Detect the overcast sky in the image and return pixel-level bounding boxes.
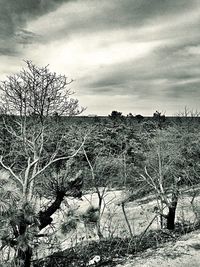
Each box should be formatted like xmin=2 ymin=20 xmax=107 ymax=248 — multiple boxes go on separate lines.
xmin=0 ymin=0 xmax=200 ymax=115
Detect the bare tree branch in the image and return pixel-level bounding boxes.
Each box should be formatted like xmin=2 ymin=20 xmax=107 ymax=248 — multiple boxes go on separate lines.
xmin=0 ymin=156 xmax=23 ymax=186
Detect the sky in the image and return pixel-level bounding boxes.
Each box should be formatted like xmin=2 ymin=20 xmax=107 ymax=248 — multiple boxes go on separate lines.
xmin=0 ymin=0 xmax=200 ymax=116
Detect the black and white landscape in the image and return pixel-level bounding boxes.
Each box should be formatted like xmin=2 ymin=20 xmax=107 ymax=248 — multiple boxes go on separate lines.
xmin=0 ymin=1 xmax=200 ymax=267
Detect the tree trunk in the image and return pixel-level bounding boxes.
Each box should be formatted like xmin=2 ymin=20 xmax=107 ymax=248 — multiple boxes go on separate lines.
xmin=12 ymin=215 xmax=33 ymax=267
xmin=39 ymin=191 xmax=65 ymax=230
xmin=97 ymin=222 xmax=104 ymax=239
xmin=166 ymin=189 xmax=179 ymax=230
xmin=12 ymin=192 xmax=65 ymax=266
xmin=121 ymin=202 xmax=133 ymax=238
xmin=14 ymin=246 xmax=32 ymax=267
xmin=160 ymin=214 xmax=164 ymax=229
xmin=166 ymin=206 xmax=177 ymax=230
xmin=96 ymin=194 xmax=104 ymax=239
xmin=38 ymin=176 xmax=83 ymax=230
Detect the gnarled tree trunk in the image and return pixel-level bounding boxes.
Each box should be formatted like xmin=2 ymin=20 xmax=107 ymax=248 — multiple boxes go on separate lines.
xmin=166 ymin=205 xmax=177 ymax=230
xmin=166 ymin=188 xmax=179 ymax=230
xmin=12 ymin=214 xmax=33 ymax=267
xmin=15 ymin=246 xmax=33 ymax=267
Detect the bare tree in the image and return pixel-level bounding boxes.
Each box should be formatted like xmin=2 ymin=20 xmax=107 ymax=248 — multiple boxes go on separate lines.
xmin=83 ymin=144 xmax=121 ymax=239
xmin=0 ymin=60 xmax=84 ymax=118
xmin=140 ymin=128 xmax=183 ymax=230
xmin=0 ymin=61 xmax=86 ymax=267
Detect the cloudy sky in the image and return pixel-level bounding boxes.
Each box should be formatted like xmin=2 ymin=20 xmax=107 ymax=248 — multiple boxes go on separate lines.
xmin=0 ymin=0 xmax=200 ymax=115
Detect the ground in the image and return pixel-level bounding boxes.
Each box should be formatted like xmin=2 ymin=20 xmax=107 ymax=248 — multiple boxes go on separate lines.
xmin=116 ymin=230 xmax=200 ymax=267
xmin=2 ymin=188 xmax=199 ymax=265
xmin=36 ymin=187 xmax=200 ymax=259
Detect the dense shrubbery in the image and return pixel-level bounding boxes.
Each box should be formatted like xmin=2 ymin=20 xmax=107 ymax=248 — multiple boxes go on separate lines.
xmin=0 ymin=113 xmax=200 ymax=266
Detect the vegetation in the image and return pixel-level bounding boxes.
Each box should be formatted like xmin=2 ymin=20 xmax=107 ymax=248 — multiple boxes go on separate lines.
xmin=0 ymin=62 xmax=200 ymax=266
xmin=0 ymin=61 xmax=86 ymax=267
xmin=33 ymin=222 xmax=200 ymax=267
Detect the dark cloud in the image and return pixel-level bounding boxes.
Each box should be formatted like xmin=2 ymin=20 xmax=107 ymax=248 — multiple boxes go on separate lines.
xmin=15 ymin=29 xmax=40 ymax=45
xmin=164 ymin=81 xmax=200 ymax=100
xmin=1 ymin=0 xmax=200 ymax=54
xmin=82 ymin=38 xmax=200 ymax=102
xmin=113 ymin=0 xmax=198 ymax=26
xmin=0 ymin=0 xmax=71 ymax=55
xmin=33 ymin=0 xmax=200 ymax=43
